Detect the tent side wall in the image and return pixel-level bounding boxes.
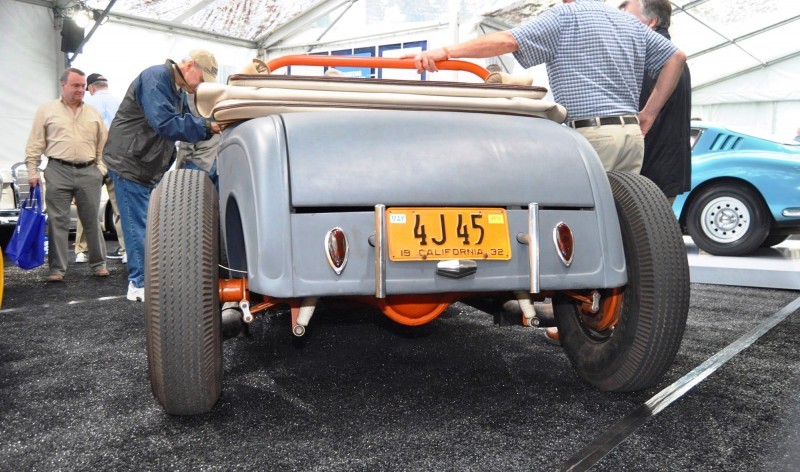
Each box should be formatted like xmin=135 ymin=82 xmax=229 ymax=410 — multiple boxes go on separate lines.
xmin=1 ymin=0 xmax=257 ymax=174
xmin=691 ymin=55 xmax=800 ymax=140
xmin=261 ymin=20 xmax=540 ymax=86
xmin=1 ymin=1 xmax=61 ymax=173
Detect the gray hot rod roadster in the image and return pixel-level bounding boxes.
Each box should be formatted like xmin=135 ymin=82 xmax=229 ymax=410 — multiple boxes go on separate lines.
xmin=144 ymin=56 xmax=690 ymax=415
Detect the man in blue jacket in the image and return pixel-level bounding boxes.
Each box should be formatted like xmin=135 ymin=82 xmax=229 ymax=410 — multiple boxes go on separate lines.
xmin=104 ymin=49 xmax=220 ymax=302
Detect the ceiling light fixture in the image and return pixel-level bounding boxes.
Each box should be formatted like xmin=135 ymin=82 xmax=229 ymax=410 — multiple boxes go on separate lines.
xmin=55 ymin=1 xmax=107 ymax=29
xmin=73 ymin=8 xmax=93 ymax=28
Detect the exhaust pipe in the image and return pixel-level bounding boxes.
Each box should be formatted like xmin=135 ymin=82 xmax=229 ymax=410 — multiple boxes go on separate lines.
xmin=515 ymin=291 xmax=540 ymax=327
xmin=292 ymin=297 xmax=318 ymax=337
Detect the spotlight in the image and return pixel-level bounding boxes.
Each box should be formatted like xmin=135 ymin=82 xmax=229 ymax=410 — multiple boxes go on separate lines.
xmin=73 ymin=9 xmax=92 ymax=28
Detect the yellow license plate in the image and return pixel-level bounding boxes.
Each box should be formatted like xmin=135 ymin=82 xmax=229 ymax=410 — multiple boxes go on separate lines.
xmin=386 ymin=208 xmax=511 ymax=261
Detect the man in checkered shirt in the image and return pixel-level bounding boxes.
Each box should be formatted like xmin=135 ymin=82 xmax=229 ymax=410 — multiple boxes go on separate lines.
xmin=407 ymin=0 xmax=686 ymax=343
xmin=407 ymin=0 xmax=686 ymax=175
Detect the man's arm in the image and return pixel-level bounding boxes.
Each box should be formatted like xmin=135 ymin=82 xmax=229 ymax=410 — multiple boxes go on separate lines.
xmin=25 ymin=106 xmax=47 ymax=187
xmin=638 ymin=50 xmax=687 ymax=136
xmin=95 ymin=120 xmax=108 ymax=176
xmin=137 ymin=69 xmax=208 ymax=144
xmin=402 ymin=31 xmax=519 ymax=74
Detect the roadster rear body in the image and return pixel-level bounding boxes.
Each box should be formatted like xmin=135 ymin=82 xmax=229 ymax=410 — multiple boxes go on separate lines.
xmin=144 ymin=56 xmax=689 ymax=415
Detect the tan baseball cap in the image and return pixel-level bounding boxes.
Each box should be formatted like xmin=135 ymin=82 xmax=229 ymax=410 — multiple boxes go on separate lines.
xmin=189 ymin=49 xmax=218 ymax=83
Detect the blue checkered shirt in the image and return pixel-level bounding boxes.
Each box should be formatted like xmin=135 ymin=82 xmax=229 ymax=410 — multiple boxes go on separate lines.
xmin=510 ymin=0 xmax=678 ymax=120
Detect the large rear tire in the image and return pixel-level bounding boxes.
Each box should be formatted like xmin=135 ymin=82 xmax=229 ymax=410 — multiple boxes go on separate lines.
xmin=554 ymin=172 xmax=690 ymax=392
xmin=145 ymin=170 xmax=222 ymax=415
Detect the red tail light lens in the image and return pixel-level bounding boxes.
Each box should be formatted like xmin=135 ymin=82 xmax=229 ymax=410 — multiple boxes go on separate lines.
xmin=325 ymin=227 xmax=349 ymax=274
xmin=553 ymin=222 xmax=574 ymax=267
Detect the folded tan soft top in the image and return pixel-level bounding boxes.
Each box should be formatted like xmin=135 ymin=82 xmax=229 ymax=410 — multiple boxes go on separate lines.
xmin=227 ymin=74 xmax=548 ymax=99
xmin=195 ymin=73 xmax=567 ymax=127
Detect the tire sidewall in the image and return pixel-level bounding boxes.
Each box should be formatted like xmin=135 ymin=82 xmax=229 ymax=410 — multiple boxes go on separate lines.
xmin=554 ymin=172 xmax=689 ymax=392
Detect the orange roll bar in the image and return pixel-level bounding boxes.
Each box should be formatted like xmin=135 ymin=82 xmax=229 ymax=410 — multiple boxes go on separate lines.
xmin=265 ymin=54 xmax=491 ymax=81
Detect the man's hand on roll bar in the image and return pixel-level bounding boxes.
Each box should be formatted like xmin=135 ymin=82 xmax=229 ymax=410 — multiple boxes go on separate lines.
xmin=400 ymin=47 xmax=451 ymax=74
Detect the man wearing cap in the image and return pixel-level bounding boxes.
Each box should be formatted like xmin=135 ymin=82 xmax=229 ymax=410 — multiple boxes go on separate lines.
xmin=75 ymin=73 xmax=126 ymax=264
xmin=25 ymin=67 xmax=109 ymax=282
xmin=85 ymin=73 xmax=121 ymax=128
xmin=103 ymin=50 xmax=221 ymax=302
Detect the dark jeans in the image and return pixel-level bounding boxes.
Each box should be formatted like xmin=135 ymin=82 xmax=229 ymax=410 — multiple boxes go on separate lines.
xmin=108 ymin=170 xmax=151 ymax=288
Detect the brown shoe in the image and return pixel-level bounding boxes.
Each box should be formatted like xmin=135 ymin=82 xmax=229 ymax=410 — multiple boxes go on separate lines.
xmin=94 ymin=267 xmax=110 ymax=277
xmin=48 ymin=273 xmax=64 ymax=282
xmin=543 ymin=327 xmax=561 ymax=346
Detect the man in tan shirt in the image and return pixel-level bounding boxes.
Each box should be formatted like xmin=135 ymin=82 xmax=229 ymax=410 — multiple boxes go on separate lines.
xmin=25 ymin=67 xmax=109 ymax=282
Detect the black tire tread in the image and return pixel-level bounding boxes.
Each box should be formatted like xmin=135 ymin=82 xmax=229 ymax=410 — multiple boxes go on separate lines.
xmin=145 ymin=170 xmax=221 ymax=415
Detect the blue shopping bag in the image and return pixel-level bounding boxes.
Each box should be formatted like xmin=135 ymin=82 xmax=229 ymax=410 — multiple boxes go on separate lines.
xmin=6 ymin=185 xmax=46 ymax=270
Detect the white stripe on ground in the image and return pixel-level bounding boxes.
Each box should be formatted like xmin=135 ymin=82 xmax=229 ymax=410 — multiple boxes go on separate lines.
xmin=0 ymin=295 xmax=127 ymax=313
xmin=559 ymin=295 xmax=800 ymax=472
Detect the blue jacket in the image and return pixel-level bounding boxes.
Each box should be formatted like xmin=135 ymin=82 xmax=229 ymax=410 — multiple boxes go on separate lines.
xmin=103 ymin=60 xmax=211 ymax=186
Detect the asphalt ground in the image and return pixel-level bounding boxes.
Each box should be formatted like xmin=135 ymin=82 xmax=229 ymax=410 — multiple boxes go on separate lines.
xmin=1 ymin=241 xmax=799 ymax=471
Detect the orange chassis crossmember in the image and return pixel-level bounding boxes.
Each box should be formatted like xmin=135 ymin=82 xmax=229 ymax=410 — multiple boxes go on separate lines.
xmin=218 ymin=277 xmax=622 ymax=333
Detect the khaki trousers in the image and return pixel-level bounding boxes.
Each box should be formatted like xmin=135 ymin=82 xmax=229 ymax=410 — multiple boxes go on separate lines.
xmin=43 ymin=161 xmax=106 ymax=275
xmin=575 ymin=123 xmax=644 ymax=173
xmin=75 ymin=176 xmax=125 ymax=254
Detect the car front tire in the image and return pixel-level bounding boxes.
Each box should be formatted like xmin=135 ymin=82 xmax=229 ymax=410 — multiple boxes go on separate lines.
xmin=145 ymin=169 xmax=222 ymax=415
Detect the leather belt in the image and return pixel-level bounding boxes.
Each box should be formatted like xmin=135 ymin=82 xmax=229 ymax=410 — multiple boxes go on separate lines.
xmin=569 ymin=115 xmax=639 ymax=129
xmin=49 ymin=157 xmax=95 ymax=169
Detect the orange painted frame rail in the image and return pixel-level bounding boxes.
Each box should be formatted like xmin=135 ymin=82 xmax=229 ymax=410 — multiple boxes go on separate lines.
xmin=265 ymin=54 xmax=491 ymax=81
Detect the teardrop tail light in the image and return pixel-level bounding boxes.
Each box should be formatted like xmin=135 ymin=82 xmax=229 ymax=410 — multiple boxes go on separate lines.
xmin=325 ymin=227 xmax=349 ymax=274
xmin=553 ymin=222 xmax=574 ymax=267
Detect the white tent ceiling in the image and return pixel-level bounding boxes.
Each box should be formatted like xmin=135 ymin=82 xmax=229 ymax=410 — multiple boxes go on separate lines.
xmin=19 ymin=0 xmax=797 ymax=92
xmin=30 ymin=0 xmax=517 ymax=47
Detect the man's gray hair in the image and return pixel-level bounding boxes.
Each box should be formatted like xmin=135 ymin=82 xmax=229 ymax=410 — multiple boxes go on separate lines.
xmin=640 ymin=0 xmax=672 ymax=29
xmin=92 ymin=79 xmax=109 ymax=89
xmin=60 ymin=67 xmax=85 ymax=84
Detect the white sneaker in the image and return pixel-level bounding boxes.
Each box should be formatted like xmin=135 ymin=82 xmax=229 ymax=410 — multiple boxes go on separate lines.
xmin=122 ymin=253 xmax=127 ymax=264
xmin=75 ymin=252 xmax=88 ymax=263
xmin=127 ymin=282 xmax=145 ymax=302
